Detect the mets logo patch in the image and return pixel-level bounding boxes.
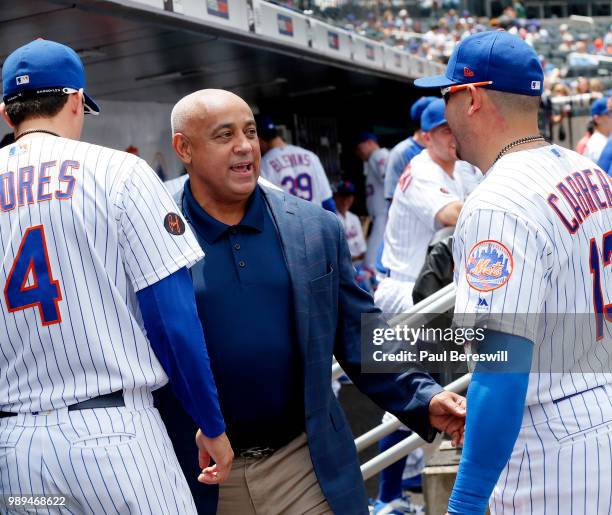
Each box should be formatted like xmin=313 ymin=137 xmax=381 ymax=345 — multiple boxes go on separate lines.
xmin=164 ymin=212 xmax=185 ymax=235
xmin=466 ymin=240 xmax=513 ymax=292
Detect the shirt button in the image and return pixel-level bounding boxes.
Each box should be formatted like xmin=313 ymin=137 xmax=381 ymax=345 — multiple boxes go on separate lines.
xmin=230 ymin=227 xmax=237 ymax=235
xmin=238 ymin=260 xmax=246 ymax=268
xmin=234 ymin=243 xmax=241 ymax=251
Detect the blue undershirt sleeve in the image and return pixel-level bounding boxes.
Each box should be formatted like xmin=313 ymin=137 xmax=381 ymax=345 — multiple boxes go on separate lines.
xmin=447 ymin=330 xmax=533 ymax=515
xmin=322 ymin=197 xmax=337 ymax=212
xmin=137 ymin=267 xmax=225 ymax=438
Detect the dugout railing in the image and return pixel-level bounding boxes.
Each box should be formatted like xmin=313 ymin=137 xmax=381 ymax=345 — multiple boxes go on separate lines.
xmin=331 ymin=283 xmax=471 ymax=480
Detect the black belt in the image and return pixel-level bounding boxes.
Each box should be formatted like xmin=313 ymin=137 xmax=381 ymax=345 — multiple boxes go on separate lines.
xmin=0 ymin=391 xmax=125 ymax=419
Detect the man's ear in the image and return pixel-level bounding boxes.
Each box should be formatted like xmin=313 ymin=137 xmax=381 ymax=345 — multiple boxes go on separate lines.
xmin=68 ymin=91 xmax=82 ymax=115
xmin=466 ymin=85 xmax=484 ymax=116
xmin=172 ymin=133 xmax=192 ymax=165
xmin=0 ymin=103 xmax=15 ymax=129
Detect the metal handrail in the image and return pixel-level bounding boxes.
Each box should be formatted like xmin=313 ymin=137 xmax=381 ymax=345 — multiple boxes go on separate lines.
xmin=360 ymin=373 xmax=471 ymax=480
xmin=388 ymin=282 xmax=456 ymax=327
xmin=355 ymin=417 xmax=402 ymax=452
xmin=332 ymin=283 xmax=457 ymax=382
xmin=333 ymin=284 xmax=464 ymax=468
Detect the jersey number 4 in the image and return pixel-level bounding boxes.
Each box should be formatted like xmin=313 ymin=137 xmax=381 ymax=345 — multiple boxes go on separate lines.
xmin=4 ymin=225 xmax=62 ymax=325
xmin=589 ymin=231 xmax=612 ymax=341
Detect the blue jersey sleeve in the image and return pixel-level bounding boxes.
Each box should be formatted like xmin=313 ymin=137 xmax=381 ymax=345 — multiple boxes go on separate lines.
xmin=597 ymin=136 xmax=612 ymax=173
xmin=322 ymin=197 xmax=337 ymax=212
xmin=137 ymin=267 xmax=225 ymax=438
xmin=447 ymin=330 xmax=533 ymax=515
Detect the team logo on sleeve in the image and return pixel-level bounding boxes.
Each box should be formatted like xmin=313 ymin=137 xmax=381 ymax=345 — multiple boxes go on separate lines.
xmin=465 ymin=240 xmax=513 ymax=292
xmin=164 ymin=213 xmax=186 ymax=235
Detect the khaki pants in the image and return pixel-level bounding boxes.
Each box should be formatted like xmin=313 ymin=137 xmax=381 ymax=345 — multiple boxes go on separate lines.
xmin=218 ymin=433 xmax=333 ymax=515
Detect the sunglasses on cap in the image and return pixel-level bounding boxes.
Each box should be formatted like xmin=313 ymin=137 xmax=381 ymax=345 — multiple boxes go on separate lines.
xmin=441 ymin=81 xmax=493 ymax=104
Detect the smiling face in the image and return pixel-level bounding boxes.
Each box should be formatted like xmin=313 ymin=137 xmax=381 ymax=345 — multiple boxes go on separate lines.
xmin=177 ymin=90 xmax=260 ymax=204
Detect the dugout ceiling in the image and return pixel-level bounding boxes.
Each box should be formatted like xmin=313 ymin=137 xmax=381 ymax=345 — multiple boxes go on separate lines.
xmin=0 ymin=0 xmax=434 ymax=207
xmin=0 ymin=0 xmax=429 ymax=136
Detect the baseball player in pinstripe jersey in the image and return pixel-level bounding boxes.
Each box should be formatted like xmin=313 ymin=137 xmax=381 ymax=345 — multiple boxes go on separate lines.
xmin=256 ymin=116 xmax=337 ymax=212
xmin=355 ymin=132 xmax=389 ymax=267
xmin=372 ymin=98 xmax=481 ymax=515
xmin=417 ymin=31 xmax=612 ymax=514
xmin=0 ymin=40 xmax=233 ymax=514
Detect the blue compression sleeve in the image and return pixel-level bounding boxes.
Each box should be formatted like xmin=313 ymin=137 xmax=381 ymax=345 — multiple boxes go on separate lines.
xmin=322 ymin=197 xmax=337 ymax=212
xmin=447 ymin=330 xmax=533 ymax=515
xmin=137 ymin=267 xmax=225 ymax=438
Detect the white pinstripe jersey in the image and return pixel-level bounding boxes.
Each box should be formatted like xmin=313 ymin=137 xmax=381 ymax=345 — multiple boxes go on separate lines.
xmin=0 ymin=136 xmax=203 ymax=413
xmin=453 ymin=144 xmax=612 ymax=405
xmin=259 ymin=145 xmax=333 ymax=205
xmin=382 ymin=149 xmax=482 ymax=281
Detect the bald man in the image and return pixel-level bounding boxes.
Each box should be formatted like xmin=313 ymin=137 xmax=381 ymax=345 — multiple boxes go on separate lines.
xmin=154 ymin=89 xmax=467 ymax=515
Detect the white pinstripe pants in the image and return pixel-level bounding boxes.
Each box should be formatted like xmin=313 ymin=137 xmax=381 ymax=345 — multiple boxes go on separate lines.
xmin=0 ymin=389 xmax=196 ymax=514
xmin=491 ymin=383 xmax=612 ymax=515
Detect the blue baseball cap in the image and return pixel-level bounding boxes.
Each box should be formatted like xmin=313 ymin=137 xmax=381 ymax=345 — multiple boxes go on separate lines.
xmin=2 ymin=39 xmax=99 ymax=114
xmin=410 ymin=96 xmax=437 ymax=122
xmin=356 ymin=131 xmax=377 ymax=145
xmin=591 ymin=97 xmax=609 ymax=117
xmin=421 ymin=98 xmax=447 ymax=132
xmin=335 ymin=180 xmax=356 ymax=195
xmin=255 ymin=115 xmax=275 ymax=131
xmin=414 ymin=31 xmax=544 ymax=97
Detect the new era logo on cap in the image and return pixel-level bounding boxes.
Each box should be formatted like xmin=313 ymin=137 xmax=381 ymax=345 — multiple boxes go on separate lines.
xmin=16 ymin=75 xmax=29 ymax=85
xmin=464 ymin=67 xmax=475 ymax=77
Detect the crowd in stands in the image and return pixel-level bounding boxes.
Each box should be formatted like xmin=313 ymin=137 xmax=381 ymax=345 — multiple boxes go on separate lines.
xmin=276 ymin=2 xmax=612 ymax=98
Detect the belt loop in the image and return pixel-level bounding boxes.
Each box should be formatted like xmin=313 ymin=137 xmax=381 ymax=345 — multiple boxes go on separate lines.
xmin=123 ymin=388 xmax=153 ymax=411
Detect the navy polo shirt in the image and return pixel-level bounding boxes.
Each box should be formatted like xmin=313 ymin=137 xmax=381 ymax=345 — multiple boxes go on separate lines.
xmin=182 ymin=183 xmax=304 ymax=450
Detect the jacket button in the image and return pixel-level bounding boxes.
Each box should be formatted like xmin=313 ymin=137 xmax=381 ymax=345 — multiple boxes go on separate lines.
xmin=238 ymin=260 xmax=246 ymax=268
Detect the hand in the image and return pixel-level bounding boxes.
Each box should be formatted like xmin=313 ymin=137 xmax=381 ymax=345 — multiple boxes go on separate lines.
xmin=195 ymin=430 xmax=234 ymax=484
xmin=428 ymin=391 xmax=466 ymax=447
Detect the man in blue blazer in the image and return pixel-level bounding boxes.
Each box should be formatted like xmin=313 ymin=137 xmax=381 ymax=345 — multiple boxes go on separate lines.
xmin=155 ymin=89 xmax=466 ymax=515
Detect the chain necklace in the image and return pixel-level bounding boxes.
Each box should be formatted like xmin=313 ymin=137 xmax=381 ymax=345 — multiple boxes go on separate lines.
xmin=14 ymin=129 xmax=60 ymax=141
xmin=493 ymin=135 xmax=546 ymax=166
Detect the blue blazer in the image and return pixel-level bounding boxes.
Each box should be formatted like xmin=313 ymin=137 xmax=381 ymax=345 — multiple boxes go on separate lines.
xmin=162 ymin=184 xmax=443 ymax=514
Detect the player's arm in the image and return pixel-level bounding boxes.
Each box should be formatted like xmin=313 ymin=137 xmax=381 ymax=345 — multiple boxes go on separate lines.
xmin=405 ymin=172 xmax=462 ymax=228
xmin=117 ymin=160 xmax=233 ymax=483
xmin=447 ymin=330 xmax=533 ymax=515
xmin=435 ymin=200 xmax=463 ymax=227
xmin=384 ymin=148 xmax=404 ymax=201
xmin=449 ymin=209 xmax=550 ymax=514
xmin=330 ymin=213 xmax=465 ymax=443
xmin=137 ymin=268 xmax=233 ymax=484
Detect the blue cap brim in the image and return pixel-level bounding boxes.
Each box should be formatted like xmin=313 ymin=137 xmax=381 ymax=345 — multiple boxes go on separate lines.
xmin=423 ymin=118 xmax=448 ymax=132
xmin=414 ymin=74 xmax=458 ymax=89
xmin=84 ymin=92 xmax=100 ymax=115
